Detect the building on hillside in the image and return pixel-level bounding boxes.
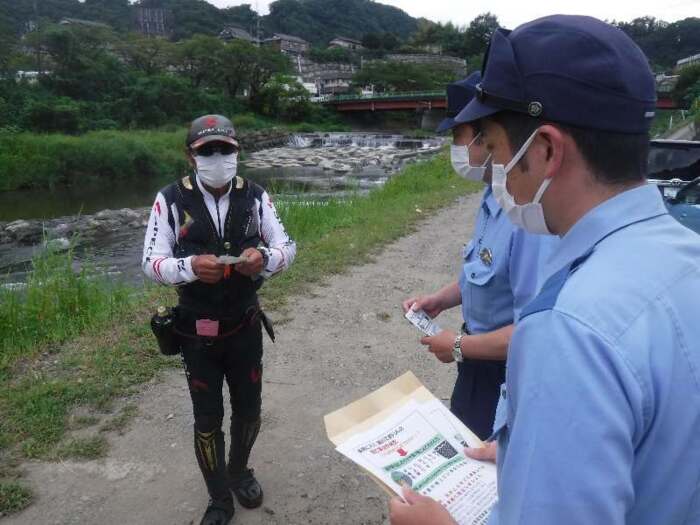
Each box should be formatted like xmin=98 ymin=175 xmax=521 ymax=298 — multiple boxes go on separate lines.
xmin=328 ymin=36 xmax=364 ymax=51
xmin=676 ymin=53 xmax=700 ymax=71
xmin=379 ymin=54 xmax=467 ymax=77
xmin=220 ymin=26 xmax=258 ymax=44
xmin=315 ymin=70 xmax=355 ymax=95
xmin=296 ymin=56 xmax=357 ymax=95
xmin=16 ymin=70 xmax=44 ymax=83
xmin=264 ymin=33 xmax=310 ymax=55
xmin=656 ymin=74 xmax=680 ymax=109
xmin=656 ymin=74 xmax=679 ymax=94
xmin=133 ymin=2 xmax=171 ymax=37
xmin=420 ymin=44 xmax=443 ymax=55
xmin=58 ymin=18 xmax=110 ymax=30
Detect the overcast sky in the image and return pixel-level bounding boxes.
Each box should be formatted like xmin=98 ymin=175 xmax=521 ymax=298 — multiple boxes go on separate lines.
xmin=205 ymin=0 xmax=698 ymax=28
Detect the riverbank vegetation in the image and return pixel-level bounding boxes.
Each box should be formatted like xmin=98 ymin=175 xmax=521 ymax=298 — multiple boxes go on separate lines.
xmin=0 ymin=111 xmax=349 ymax=192
xmin=0 ymin=152 xmax=478 ymax=514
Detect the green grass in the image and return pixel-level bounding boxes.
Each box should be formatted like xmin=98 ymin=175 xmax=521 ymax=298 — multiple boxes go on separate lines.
xmin=0 ymin=481 xmax=33 ymax=516
xmin=0 ymin=245 xmax=134 ymax=380
xmin=0 ymin=152 xmax=478 ymax=499
xmin=50 ymin=436 xmax=109 ymax=461
xmin=100 ymin=404 xmax=138 ymax=435
xmin=1 ymin=296 xmax=173 ymax=459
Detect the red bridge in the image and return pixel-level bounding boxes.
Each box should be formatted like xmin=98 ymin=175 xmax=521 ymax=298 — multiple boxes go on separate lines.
xmin=325 ymin=91 xmax=446 ymax=112
xmin=325 ymin=90 xmax=680 ymax=111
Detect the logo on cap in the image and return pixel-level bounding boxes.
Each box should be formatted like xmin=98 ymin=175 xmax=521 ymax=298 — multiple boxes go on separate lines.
xmin=205 ymin=116 xmax=218 ymax=128
xmin=528 ymin=102 xmax=543 ymax=117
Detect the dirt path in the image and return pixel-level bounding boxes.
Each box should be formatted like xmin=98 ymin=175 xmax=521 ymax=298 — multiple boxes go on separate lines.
xmin=5 ymin=194 xmax=481 ymax=525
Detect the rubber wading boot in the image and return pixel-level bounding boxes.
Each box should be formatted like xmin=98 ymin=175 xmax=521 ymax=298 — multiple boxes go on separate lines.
xmin=194 ymin=428 xmax=235 ymax=519
xmin=200 ymin=497 xmax=234 ymax=525
xmin=228 ymin=416 xmax=263 ymax=508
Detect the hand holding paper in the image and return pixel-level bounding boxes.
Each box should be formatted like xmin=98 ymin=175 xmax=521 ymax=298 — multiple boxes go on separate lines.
xmin=405 ymin=307 xmax=442 ymax=337
xmin=324 ymin=372 xmax=496 ymax=525
xmin=389 ymin=487 xmax=457 ymax=525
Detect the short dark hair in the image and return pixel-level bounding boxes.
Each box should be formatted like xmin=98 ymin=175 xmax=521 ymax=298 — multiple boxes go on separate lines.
xmin=489 ymin=111 xmax=649 ymax=185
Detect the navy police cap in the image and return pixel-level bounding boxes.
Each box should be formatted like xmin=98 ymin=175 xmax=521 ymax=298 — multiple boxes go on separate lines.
xmin=455 ymin=15 xmax=657 ymax=134
xmin=436 ymin=71 xmax=481 ymax=134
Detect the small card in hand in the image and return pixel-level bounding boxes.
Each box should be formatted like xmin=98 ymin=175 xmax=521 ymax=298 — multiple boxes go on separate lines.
xmin=404 ymin=307 xmax=442 ymax=336
xmin=217 ymin=255 xmax=248 ymax=265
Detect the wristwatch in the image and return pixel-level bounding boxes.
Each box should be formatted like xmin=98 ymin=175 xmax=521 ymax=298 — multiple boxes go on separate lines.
xmin=256 ymin=246 xmax=270 ymax=270
xmin=452 ymin=334 xmax=464 ymax=363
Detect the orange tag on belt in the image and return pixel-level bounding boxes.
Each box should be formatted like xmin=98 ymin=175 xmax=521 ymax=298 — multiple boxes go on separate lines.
xmin=195 ymin=319 xmax=219 ymax=337
xmin=223 ymin=265 xmax=231 ymax=279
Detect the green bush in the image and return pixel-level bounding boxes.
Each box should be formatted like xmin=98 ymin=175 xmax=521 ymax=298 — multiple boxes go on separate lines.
xmin=0 ymin=130 xmax=189 ymax=190
xmin=26 ymin=98 xmax=84 ymax=134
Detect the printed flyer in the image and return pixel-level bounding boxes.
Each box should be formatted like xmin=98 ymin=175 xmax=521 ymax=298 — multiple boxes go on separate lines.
xmin=325 ymin=372 xmax=497 ymax=525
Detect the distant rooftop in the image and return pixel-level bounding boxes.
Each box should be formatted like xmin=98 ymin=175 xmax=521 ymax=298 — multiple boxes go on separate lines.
xmin=268 ymin=33 xmax=309 ymax=44
xmin=677 ymin=53 xmax=700 ymax=67
xmin=220 ymin=26 xmax=256 ymax=42
xmin=331 ymin=36 xmax=362 ymax=45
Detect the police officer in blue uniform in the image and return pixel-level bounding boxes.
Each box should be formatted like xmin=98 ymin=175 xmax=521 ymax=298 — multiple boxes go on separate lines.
xmin=390 ymin=15 xmax=700 ymax=525
xmin=403 ymin=72 xmax=554 ymax=441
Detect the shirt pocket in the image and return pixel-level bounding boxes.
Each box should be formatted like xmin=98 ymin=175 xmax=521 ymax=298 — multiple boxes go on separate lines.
xmin=463 ymin=257 xmax=496 ymax=286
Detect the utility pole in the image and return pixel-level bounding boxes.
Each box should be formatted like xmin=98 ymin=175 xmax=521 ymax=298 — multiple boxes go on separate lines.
xmin=255 ymin=0 xmax=261 ymax=47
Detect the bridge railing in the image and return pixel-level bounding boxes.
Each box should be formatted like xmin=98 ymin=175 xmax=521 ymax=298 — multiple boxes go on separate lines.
xmin=325 ymin=90 xmax=445 ymax=103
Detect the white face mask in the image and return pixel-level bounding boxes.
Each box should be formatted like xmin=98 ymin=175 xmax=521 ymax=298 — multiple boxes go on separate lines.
xmin=195 ymin=152 xmax=238 ymax=189
xmin=491 ymin=129 xmax=553 ymax=235
xmin=450 ymin=133 xmax=492 ymax=181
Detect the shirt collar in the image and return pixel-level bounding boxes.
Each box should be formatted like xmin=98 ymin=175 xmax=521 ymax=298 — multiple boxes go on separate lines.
xmin=546 ymin=183 xmax=668 ymax=275
xmin=482 ymin=185 xmax=502 ymax=217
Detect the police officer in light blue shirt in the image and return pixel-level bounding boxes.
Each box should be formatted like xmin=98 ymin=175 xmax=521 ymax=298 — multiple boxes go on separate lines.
xmin=390 ymin=14 xmax=700 ymax=525
xmin=403 ymin=72 xmax=554 ymax=441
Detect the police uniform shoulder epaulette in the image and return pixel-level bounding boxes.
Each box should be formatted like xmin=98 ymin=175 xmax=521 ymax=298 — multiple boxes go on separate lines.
xmin=519 ymin=250 xmax=593 ymax=321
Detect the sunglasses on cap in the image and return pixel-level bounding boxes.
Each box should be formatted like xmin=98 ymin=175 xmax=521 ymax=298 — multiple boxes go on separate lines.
xmin=193 ymin=142 xmax=239 ymax=157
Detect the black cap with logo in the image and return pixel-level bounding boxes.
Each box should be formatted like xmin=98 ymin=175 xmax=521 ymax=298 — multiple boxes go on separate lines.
xmin=186 ymin=114 xmax=239 ymax=150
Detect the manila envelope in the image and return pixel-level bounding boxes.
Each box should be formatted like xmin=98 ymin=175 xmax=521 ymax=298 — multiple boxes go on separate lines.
xmin=323 ymin=371 xmax=483 ymax=495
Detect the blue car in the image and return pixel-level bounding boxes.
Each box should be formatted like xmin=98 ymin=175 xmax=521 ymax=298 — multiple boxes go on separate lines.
xmin=648 ymin=139 xmax=700 ymax=234
xmin=666 ymin=177 xmax=700 ymax=233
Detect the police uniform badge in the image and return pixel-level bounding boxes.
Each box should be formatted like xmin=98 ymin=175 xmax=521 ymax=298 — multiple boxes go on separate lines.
xmin=479 ymin=247 xmax=493 ymax=266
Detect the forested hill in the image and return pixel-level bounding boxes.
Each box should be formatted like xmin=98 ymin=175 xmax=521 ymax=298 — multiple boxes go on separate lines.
xmin=1 ymin=0 xmax=418 ymax=44
xmin=1 ymin=0 xmax=698 ymax=69
xmin=262 ymin=0 xmax=417 ymax=45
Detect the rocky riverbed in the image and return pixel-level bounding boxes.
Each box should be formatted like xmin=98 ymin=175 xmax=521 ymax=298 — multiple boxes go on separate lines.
xmin=0 ymin=133 xmax=445 ymax=286
xmin=244 ymin=133 xmax=443 ymax=174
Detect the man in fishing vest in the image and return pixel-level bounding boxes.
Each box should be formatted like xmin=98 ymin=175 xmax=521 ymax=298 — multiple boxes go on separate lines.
xmin=142 ymin=114 xmax=296 ymax=525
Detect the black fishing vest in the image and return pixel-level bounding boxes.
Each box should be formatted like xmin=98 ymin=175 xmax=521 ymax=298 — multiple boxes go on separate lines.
xmin=161 ymin=174 xmax=264 ymax=318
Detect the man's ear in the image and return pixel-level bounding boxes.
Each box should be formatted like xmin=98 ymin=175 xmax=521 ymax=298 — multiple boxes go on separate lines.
xmin=537 ymin=124 xmax=565 ymax=179
xmin=186 ymin=148 xmax=196 ymax=169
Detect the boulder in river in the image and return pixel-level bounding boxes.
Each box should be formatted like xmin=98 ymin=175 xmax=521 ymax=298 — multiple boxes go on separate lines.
xmin=5 ymin=219 xmax=44 ymax=245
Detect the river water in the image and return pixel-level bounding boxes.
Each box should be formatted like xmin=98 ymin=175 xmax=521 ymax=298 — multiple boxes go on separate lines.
xmin=0 ymin=132 xmax=444 ymax=286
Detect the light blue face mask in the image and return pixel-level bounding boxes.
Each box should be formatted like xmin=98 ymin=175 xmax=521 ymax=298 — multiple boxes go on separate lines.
xmin=450 ymin=133 xmax=491 ymax=181
xmin=491 ymin=128 xmax=553 ymax=235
